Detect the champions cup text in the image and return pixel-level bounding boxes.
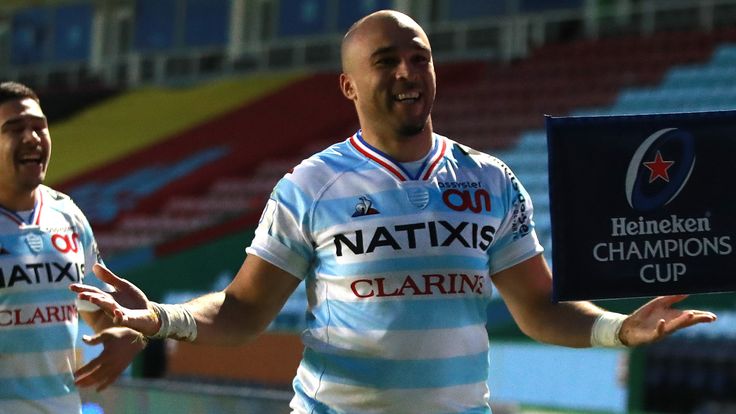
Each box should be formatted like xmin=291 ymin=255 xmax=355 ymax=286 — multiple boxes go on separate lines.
xmin=592 ymin=215 xmax=733 ymax=284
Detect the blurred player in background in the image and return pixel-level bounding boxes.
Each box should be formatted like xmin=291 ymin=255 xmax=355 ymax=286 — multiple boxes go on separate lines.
xmin=0 ymin=81 xmax=145 ymax=413
xmin=71 ymin=11 xmax=717 ymax=414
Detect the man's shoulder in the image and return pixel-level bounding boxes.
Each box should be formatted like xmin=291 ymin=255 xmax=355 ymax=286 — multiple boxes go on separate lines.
xmin=306 ymin=138 xmax=358 ymax=168
xmin=39 ymin=185 xmax=87 ymax=218
xmin=39 ymin=185 xmax=71 ymax=203
xmin=282 ymin=139 xmax=360 ymax=185
xmin=443 ymin=136 xmax=509 ymax=172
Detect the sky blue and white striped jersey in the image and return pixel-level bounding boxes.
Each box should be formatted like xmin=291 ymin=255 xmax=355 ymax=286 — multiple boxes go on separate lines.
xmin=247 ymin=132 xmax=543 ymax=414
xmin=0 ymin=185 xmax=102 ymax=414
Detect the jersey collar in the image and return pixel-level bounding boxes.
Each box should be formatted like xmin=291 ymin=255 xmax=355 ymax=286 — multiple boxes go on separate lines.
xmin=349 ymin=130 xmax=447 ymax=182
xmin=0 ymin=189 xmax=43 ymax=227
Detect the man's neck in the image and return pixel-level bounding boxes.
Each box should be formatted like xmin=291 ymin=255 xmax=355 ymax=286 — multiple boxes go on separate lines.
xmin=0 ymin=187 xmax=37 ymax=211
xmin=360 ymin=127 xmax=433 ymax=162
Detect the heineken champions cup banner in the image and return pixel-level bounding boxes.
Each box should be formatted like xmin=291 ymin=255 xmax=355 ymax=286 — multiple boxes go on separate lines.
xmin=546 ymin=111 xmax=736 ymax=301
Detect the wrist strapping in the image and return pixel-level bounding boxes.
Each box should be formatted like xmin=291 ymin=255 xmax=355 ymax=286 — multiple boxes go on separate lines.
xmin=149 ymin=302 xmax=198 ymax=342
xmin=590 ymin=311 xmax=627 ymax=348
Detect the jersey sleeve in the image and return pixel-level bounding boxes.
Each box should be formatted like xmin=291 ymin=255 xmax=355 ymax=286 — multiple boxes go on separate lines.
xmin=246 ymin=172 xmax=316 ymax=280
xmin=487 ymin=163 xmax=544 ymax=275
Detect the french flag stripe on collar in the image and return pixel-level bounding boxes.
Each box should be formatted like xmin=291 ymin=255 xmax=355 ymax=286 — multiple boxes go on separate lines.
xmin=350 ymin=133 xmax=407 ymax=181
xmin=420 ymin=137 xmax=447 ymax=180
xmin=349 ymin=131 xmax=446 ymax=181
xmin=31 ymin=190 xmax=43 ymax=225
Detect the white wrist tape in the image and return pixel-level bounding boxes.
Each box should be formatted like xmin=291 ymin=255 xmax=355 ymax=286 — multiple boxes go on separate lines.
xmin=149 ymin=302 xmax=198 ymax=342
xmin=590 ymin=312 xmax=627 ymax=348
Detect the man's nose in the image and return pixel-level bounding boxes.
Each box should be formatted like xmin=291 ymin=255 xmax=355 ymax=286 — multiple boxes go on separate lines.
xmin=23 ymin=128 xmax=42 ymax=144
xmin=395 ymin=59 xmax=416 ymax=80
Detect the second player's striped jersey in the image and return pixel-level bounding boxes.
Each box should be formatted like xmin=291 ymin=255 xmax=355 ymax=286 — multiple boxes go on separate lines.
xmin=247 ymin=131 xmax=543 ymax=414
xmin=0 ymin=185 xmax=102 ymax=414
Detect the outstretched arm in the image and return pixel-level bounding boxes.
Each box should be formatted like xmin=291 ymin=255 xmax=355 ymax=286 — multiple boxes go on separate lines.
xmin=491 ymin=254 xmax=717 ymax=347
xmin=181 ymin=254 xmax=302 ymax=345
xmin=71 ymin=254 xmax=301 ymax=346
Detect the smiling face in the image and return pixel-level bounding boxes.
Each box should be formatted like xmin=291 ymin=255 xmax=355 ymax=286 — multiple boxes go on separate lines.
xmin=0 ymin=97 xmax=51 ymax=207
xmin=340 ymin=11 xmax=436 ymax=141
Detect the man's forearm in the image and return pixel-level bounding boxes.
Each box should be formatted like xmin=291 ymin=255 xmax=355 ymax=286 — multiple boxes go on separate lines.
xmin=163 ymin=291 xmax=273 ymax=346
xmin=521 ymin=300 xmax=605 ymax=348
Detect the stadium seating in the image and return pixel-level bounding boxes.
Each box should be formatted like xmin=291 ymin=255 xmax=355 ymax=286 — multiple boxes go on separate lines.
xmin=431 ymin=30 xmax=726 ymax=152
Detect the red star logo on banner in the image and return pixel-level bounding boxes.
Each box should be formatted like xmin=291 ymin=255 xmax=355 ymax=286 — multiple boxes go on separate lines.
xmin=643 ymin=151 xmax=675 ymax=183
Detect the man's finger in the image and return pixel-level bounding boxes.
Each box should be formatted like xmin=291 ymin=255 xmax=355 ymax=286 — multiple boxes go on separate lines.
xmin=92 ymin=263 xmax=134 ymax=290
xmin=113 ymin=309 xmax=126 ymax=325
xmin=95 ymin=368 xmax=123 ymax=392
xmin=69 ymin=283 xmax=105 ymax=295
xmin=652 ymin=294 xmax=689 ymax=308
xmin=76 ymin=358 xmax=116 ymax=389
xmin=655 ymin=318 xmax=666 ymax=337
xmin=74 ymin=357 xmax=101 ymax=382
xmin=82 ymin=333 xmax=104 ymax=346
xmin=77 ymin=293 xmax=125 ymax=322
xmin=76 ymin=371 xmax=107 ymax=388
xmin=690 ymin=310 xmax=718 ymax=321
xmin=78 ymin=292 xmax=115 ymax=309
xmin=667 ymin=311 xmax=717 ymax=332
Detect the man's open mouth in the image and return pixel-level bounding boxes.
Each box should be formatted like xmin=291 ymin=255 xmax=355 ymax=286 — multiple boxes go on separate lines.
xmin=395 ymin=91 xmax=421 ymax=103
xmin=18 ymin=155 xmax=43 ymax=165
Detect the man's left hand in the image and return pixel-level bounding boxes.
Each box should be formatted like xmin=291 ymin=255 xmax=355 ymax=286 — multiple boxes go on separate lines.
xmin=74 ymin=327 xmax=147 ymax=391
xmin=619 ymin=295 xmax=717 ymax=347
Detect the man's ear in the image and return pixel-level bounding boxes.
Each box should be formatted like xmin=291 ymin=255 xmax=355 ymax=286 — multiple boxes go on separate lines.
xmin=340 ymin=73 xmax=356 ymax=100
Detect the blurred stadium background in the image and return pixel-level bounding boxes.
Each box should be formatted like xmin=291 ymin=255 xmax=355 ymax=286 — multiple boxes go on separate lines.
xmin=2 ymin=0 xmax=736 ymax=412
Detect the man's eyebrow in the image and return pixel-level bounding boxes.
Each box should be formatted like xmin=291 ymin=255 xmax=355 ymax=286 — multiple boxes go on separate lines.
xmin=370 ymin=46 xmax=397 ymax=58
xmin=1 ymin=115 xmax=47 ymax=130
xmin=370 ymin=43 xmax=430 ymax=59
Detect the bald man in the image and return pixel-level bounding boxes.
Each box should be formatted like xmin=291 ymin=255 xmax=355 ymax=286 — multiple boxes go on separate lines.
xmin=72 ymin=10 xmax=716 ymax=414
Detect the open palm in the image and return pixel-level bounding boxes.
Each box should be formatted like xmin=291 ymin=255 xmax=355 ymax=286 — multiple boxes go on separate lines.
xmin=70 ymin=263 xmax=160 ymax=336
xmin=619 ymin=295 xmax=716 ymax=346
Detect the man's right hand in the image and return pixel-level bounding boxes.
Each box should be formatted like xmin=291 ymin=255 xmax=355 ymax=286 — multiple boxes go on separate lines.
xmin=70 ymin=263 xmax=161 ymax=337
